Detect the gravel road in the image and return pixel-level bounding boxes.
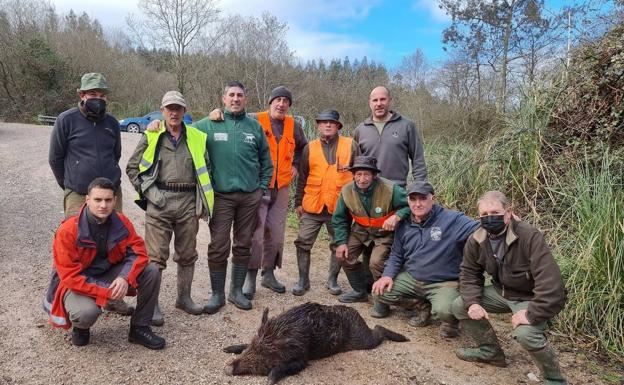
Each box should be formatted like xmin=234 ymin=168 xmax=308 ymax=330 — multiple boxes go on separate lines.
xmin=0 ymin=123 xmax=612 ymax=385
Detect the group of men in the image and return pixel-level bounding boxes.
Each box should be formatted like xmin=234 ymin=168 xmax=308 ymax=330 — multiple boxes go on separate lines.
xmin=44 ymin=72 xmax=567 ymax=384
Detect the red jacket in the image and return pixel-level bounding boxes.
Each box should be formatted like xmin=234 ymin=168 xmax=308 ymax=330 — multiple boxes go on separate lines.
xmin=44 ymin=205 xmax=148 ymax=329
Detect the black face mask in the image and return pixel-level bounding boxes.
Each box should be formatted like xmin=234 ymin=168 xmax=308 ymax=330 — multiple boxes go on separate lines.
xmin=84 ymin=98 xmax=107 ymax=120
xmin=480 ymin=214 xmax=506 ymax=234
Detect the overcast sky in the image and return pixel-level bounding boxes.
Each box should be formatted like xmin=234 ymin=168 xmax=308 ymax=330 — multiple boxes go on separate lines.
xmin=50 ymin=0 xmax=569 ymax=69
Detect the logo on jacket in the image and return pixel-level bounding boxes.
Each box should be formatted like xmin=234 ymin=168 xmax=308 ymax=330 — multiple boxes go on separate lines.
xmin=214 ymin=132 xmax=228 ymax=141
xmin=392 ymin=131 xmax=399 ymax=138
xmin=374 ymin=207 xmax=382 ymax=214
xmin=430 ymin=226 xmax=442 ymax=241
xmin=242 ymin=132 xmax=255 ymax=143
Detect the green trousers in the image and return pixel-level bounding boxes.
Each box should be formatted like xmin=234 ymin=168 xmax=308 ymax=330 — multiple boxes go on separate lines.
xmin=378 ymin=271 xmax=459 ymax=324
xmin=452 ymin=285 xmax=549 ymax=351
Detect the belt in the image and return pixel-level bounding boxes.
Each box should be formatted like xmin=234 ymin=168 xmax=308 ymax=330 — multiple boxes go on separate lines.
xmin=155 ymin=182 xmax=196 ymax=192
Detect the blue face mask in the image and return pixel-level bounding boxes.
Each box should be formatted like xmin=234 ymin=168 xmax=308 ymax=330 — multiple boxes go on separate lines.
xmin=480 ymin=214 xmax=506 ymax=234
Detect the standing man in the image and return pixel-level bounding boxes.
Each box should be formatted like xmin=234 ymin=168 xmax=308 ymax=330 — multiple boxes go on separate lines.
xmin=371 ymin=181 xmax=479 ymax=338
xmin=196 ymin=81 xmax=273 ymax=314
xmin=126 ymin=91 xmax=213 ymax=326
xmin=452 ymin=191 xmax=567 ymax=384
xmin=43 ymin=177 xmax=165 ymax=349
xmin=331 ymin=155 xmax=410 ymax=316
xmin=244 ymin=86 xmax=307 ymax=299
xmin=48 ymin=72 xmax=132 ymax=316
xmin=353 ymin=85 xmax=427 ymax=187
xmin=291 ymin=109 xmax=357 ymax=296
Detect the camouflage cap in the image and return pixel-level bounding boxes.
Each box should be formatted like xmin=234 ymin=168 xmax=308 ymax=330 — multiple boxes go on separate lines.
xmin=79 ymin=73 xmax=109 ymax=93
xmin=161 ymin=91 xmax=187 ymax=108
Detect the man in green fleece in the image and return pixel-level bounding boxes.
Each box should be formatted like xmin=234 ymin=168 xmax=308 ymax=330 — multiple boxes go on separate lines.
xmin=194 ymin=81 xmax=273 ymax=314
xmin=331 ymin=156 xmax=410 ymax=316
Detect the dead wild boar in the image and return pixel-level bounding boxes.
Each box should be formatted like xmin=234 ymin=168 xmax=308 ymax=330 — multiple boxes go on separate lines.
xmin=224 ymin=302 xmax=409 ymax=384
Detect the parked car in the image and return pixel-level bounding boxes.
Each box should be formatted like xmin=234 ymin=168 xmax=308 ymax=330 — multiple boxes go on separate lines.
xmin=119 ymin=111 xmax=192 ymax=133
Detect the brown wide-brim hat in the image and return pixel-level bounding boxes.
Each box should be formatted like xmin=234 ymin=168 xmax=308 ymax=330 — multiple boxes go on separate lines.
xmin=315 ymin=109 xmax=343 ymax=129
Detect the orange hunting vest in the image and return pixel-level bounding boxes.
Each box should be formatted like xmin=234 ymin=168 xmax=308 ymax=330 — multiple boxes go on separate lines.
xmin=302 ymin=136 xmax=353 ymax=214
xmin=257 ymin=111 xmax=296 ymax=188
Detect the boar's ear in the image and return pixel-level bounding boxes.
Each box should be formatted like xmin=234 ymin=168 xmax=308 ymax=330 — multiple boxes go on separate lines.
xmin=261 ymin=307 xmax=269 ymax=325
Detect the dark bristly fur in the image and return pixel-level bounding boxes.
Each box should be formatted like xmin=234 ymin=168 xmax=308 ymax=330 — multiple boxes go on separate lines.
xmin=224 ymin=302 xmax=409 ymax=384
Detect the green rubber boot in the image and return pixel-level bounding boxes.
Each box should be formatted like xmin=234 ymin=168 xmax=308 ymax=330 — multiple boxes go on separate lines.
xmin=292 ymin=249 xmax=311 ymax=296
xmin=203 ymin=268 xmax=226 ymax=314
xmin=228 ymin=264 xmax=252 ymax=310
xmin=325 ymin=253 xmax=342 ymax=295
xmin=455 ymin=319 xmax=507 ymax=367
xmin=529 ymin=345 xmax=567 ymax=384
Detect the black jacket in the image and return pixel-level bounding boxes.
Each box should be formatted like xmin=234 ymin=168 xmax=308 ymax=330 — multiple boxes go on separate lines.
xmin=49 ymin=106 xmax=121 ymax=194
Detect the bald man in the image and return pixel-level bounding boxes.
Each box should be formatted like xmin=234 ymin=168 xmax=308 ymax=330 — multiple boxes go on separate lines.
xmin=353 ymin=86 xmax=427 ymax=187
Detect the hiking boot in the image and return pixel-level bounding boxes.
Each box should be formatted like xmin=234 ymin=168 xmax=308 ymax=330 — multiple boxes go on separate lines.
xmin=151 ymin=302 xmax=164 ymax=326
xmin=455 ymin=319 xmax=506 ymax=367
xmin=292 ymin=249 xmax=311 ymax=296
xmin=370 ymin=297 xmax=390 ymax=318
xmin=325 ymin=253 xmax=342 ymax=295
xmin=228 ymin=264 xmax=252 ymax=310
xmin=242 ymin=269 xmax=258 ymax=300
xmin=204 ymin=268 xmax=226 ymax=314
xmin=440 ymin=321 xmax=460 ymax=338
xmin=338 ymin=268 xmax=368 ymax=303
xmin=261 ymin=267 xmax=286 ymax=294
xmin=529 ymin=345 xmax=567 ymax=384
xmin=174 ymin=264 xmax=203 ymax=315
xmin=128 ymin=325 xmax=166 ymax=350
xmin=71 ymin=327 xmax=90 ymax=346
xmin=105 ymin=299 xmax=134 ymax=316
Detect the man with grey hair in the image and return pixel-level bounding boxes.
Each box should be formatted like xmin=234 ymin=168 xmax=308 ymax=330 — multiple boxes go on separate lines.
xmin=48 ymin=72 xmax=133 ymax=316
xmin=127 ymin=90 xmax=213 ymax=326
xmin=452 ymin=190 xmax=567 ymax=384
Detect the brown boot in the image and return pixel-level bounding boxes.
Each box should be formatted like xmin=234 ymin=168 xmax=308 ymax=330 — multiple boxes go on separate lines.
xmin=405 ymin=300 xmax=432 ymax=327
xmin=175 ymin=264 xmax=203 ymax=315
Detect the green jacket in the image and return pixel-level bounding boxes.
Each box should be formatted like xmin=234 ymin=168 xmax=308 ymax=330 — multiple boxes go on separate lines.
xmin=332 ymin=177 xmax=410 ymax=245
xmin=195 ymin=109 xmax=273 ymax=193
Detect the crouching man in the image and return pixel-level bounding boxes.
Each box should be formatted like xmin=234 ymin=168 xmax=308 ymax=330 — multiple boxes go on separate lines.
xmin=371 ymin=181 xmax=479 ymax=338
xmin=43 ymin=177 xmax=165 ymax=349
xmin=452 ymin=191 xmax=566 ymax=384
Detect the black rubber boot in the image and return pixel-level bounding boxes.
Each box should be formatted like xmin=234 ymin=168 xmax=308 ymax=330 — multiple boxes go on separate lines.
xmin=292 ymin=249 xmax=311 ymax=296
xmin=261 ymin=267 xmax=286 ymax=293
xmin=338 ymin=268 xmax=368 ymax=303
xmin=228 ymin=264 xmax=252 ymax=310
xmin=325 ymin=253 xmax=342 ymax=295
xmin=203 ymin=268 xmax=226 ymax=314
xmin=242 ymin=268 xmax=258 ymax=300
xmin=175 ymin=264 xmax=203 ymax=315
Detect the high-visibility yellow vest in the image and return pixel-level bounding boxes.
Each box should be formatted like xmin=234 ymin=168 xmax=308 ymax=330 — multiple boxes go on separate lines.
xmin=137 ymin=122 xmax=214 ymax=214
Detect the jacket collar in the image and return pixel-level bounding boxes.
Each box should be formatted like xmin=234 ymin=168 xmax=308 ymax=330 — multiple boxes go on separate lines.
xmin=224 ymin=108 xmax=247 ymax=120
xmin=473 ymin=218 xmax=519 ymax=245
xmin=76 ymin=204 xmax=129 ymax=250
xmin=363 ymin=111 xmax=401 ymax=126
xmin=409 ymin=203 xmax=442 ymax=227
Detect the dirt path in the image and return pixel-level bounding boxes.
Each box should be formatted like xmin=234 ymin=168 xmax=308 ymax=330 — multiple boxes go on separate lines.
xmin=0 ymin=123 xmax=613 ymax=385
